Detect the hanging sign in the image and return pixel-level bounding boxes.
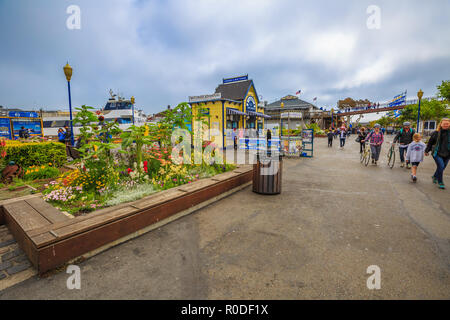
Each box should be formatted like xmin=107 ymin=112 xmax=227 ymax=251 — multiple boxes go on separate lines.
xmin=223 ymin=75 xmax=248 ymax=84
xmin=8 ymin=111 xmax=39 ymax=118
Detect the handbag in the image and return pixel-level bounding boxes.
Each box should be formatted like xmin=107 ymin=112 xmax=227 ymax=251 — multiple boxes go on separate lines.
xmin=355 ymin=136 xmax=361 ymax=143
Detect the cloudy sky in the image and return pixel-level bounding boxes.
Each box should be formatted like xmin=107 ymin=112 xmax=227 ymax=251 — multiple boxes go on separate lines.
xmin=0 ymin=0 xmax=449 ymax=115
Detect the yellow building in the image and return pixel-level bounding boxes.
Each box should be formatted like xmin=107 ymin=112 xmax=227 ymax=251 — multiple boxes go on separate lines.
xmin=189 ymin=75 xmax=268 ymax=148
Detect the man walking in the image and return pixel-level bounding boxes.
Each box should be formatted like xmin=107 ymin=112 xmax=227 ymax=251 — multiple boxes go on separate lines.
xmin=64 ymin=125 xmax=73 ymax=146
xmin=393 ymin=122 xmax=415 ymax=168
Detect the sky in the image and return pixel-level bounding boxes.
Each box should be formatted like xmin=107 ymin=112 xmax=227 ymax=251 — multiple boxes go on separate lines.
xmin=0 ymin=0 xmax=449 ymax=116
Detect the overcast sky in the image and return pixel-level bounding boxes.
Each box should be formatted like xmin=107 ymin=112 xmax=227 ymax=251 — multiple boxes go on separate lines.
xmin=0 ymin=0 xmax=449 ymax=115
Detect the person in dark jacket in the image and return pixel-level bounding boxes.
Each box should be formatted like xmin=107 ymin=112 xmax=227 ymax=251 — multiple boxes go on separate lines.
xmin=357 ymin=127 xmax=368 ymax=153
xmin=327 ymin=127 xmax=334 ymax=147
xmin=393 ymin=122 xmax=415 ymax=168
xmin=425 ymin=118 xmax=450 ymax=189
xmin=18 ymin=126 xmax=29 ymax=139
xmin=64 ymin=125 xmax=73 ymax=146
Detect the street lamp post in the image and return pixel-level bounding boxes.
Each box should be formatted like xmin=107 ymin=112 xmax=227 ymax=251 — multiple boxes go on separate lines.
xmin=416 ymin=89 xmax=424 ymax=133
xmin=131 ymin=96 xmax=135 ymax=125
xmin=63 ymin=62 xmax=75 ymax=146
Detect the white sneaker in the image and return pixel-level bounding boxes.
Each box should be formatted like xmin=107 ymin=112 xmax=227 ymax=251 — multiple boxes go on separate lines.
xmin=400 ymin=163 xmax=404 ymax=168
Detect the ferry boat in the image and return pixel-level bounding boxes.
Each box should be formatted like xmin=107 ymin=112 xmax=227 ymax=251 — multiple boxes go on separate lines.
xmin=42 ymin=90 xmax=147 ymax=136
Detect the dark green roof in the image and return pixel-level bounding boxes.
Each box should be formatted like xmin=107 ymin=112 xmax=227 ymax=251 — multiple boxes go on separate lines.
xmin=265 ymin=96 xmax=317 ymax=110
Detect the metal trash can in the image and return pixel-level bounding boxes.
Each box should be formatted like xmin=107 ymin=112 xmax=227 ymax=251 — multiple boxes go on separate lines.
xmin=252 ymin=153 xmax=282 ymax=194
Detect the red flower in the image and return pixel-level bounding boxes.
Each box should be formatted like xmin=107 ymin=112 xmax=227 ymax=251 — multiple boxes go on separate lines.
xmin=1 ymin=150 xmax=6 ymax=158
xmin=127 ymin=168 xmax=133 ymax=174
xmin=143 ymin=161 xmax=148 ymax=173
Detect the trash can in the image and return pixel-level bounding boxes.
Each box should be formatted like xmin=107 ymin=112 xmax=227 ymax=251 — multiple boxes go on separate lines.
xmin=252 ymin=153 xmax=282 ymax=194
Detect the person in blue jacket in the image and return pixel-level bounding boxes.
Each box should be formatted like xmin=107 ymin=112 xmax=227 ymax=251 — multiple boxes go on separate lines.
xmin=57 ymin=128 xmax=66 ymax=143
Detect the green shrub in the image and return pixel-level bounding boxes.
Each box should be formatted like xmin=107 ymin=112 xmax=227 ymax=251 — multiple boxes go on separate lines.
xmin=24 ymin=165 xmax=60 ymax=181
xmin=5 ymin=142 xmax=66 ymax=168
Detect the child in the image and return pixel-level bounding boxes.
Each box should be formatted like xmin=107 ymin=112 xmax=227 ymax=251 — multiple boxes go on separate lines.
xmin=406 ymin=133 xmax=426 ymax=182
xmin=327 ymin=127 xmax=334 ymax=147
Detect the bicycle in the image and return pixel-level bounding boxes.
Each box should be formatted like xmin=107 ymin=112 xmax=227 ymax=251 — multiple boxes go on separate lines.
xmin=387 ymin=142 xmax=396 ymax=169
xmin=360 ymin=140 xmax=371 ymax=166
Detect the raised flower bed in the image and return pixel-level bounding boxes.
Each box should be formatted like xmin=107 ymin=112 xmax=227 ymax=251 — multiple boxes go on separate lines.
xmin=0 ymin=103 xmax=254 ymax=273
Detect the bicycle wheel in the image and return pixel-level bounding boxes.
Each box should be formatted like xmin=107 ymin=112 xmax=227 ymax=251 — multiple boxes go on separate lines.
xmin=388 ymin=147 xmax=395 ymax=169
xmin=364 ymin=149 xmax=371 ymax=166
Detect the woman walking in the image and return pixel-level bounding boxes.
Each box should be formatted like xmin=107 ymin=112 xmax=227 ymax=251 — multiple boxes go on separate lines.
xmin=425 ymin=118 xmax=450 ymax=189
xmin=364 ymin=124 xmax=384 ymax=165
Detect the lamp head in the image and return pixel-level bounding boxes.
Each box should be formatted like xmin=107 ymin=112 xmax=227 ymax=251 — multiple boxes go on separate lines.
xmin=417 ymin=89 xmax=423 ymax=100
xmin=63 ymin=62 xmax=73 ymax=81
xmin=131 ymin=96 xmax=135 ymax=104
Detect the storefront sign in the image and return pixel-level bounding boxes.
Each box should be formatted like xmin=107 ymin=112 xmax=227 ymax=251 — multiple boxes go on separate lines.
xmin=281 ymin=112 xmax=302 ymax=118
xmin=189 ymin=93 xmax=221 ymax=103
xmin=246 ymin=96 xmax=256 ymax=113
xmin=223 ymin=75 xmax=248 ymax=84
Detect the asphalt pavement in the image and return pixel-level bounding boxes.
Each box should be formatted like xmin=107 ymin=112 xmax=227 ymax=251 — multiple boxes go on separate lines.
xmin=1 ymin=135 xmax=449 ymax=299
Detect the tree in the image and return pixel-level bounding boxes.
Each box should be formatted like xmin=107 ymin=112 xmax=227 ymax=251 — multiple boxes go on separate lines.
xmin=398 ymin=99 xmax=450 ymax=126
xmin=338 ymin=97 xmax=374 ymax=109
xmin=437 ymin=80 xmax=450 ymax=101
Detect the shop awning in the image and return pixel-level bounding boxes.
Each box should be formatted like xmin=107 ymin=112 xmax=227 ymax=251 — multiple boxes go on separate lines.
xmin=248 ymin=111 xmax=271 ymax=118
xmin=227 ymin=108 xmax=248 ymax=116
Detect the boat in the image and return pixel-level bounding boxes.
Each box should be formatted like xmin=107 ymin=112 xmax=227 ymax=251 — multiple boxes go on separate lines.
xmin=42 ymin=90 xmax=147 ymax=136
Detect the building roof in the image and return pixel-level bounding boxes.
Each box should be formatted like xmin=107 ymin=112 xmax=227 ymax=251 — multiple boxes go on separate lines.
xmin=215 ymin=80 xmax=258 ymax=102
xmin=265 ymin=96 xmax=318 ymax=110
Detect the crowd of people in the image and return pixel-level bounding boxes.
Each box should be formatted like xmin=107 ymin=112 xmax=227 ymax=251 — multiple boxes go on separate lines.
xmin=337 ymin=103 xmax=382 ymax=113
xmin=326 ymin=118 xmax=450 ymax=189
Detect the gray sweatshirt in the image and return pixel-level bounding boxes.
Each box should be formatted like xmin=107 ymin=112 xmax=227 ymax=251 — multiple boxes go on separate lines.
xmin=406 ymin=141 xmax=426 ymax=163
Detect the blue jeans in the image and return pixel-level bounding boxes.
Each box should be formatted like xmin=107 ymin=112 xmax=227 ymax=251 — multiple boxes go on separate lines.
xmin=433 ymin=155 xmax=450 ymax=184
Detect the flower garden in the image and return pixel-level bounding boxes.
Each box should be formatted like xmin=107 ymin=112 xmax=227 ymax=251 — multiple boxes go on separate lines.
xmin=0 ymin=103 xmax=235 ymax=215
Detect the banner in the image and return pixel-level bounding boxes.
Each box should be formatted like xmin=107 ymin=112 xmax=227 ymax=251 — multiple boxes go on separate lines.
xmin=12 ymin=119 xmax=42 ymax=138
xmin=388 ymin=91 xmax=407 ymax=108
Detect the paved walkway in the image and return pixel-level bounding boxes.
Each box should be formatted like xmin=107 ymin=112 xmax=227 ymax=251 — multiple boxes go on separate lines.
xmin=1 ymin=136 xmax=449 ymax=299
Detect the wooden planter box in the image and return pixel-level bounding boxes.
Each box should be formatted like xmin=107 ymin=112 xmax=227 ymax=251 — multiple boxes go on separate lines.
xmin=0 ymin=166 xmax=253 ymax=274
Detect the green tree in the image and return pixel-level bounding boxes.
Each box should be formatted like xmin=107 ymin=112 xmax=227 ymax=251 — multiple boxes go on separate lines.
xmin=121 ymin=125 xmax=156 ymax=174
xmin=158 ymin=102 xmax=193 ymax=147
xmin=398 ymin=99 xmax=450 ymax=128
xmin=437 ymin=80 xmax=450 ymax=101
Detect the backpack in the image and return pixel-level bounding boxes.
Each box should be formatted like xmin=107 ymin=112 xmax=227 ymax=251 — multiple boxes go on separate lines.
xmin=399 ymin=128 xmax=415 ymax=135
